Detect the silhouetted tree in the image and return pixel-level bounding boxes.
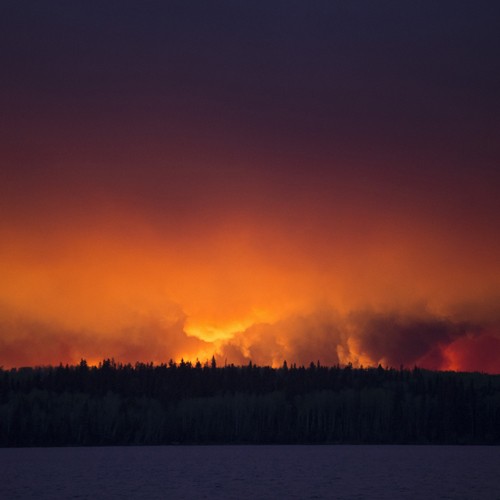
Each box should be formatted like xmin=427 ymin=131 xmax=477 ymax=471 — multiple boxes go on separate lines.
xmin=0 ymin=361 xmax=499 ymax=446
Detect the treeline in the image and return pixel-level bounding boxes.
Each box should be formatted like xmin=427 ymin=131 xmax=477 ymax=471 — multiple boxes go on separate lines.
xmin=1 ymin=359 xmax=499 ymax=446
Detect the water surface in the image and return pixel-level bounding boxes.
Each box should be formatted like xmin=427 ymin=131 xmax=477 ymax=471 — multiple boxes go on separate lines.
xmin=1 ymin=445 xmax=499 ymax=499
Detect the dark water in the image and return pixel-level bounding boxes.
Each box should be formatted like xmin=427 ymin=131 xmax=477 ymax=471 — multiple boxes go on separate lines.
xmin=1 ymin=445 xmax=499 ymax=499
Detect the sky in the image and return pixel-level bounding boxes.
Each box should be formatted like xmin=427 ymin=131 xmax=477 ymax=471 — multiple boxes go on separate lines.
xmin=1 ymin=1 xmax=500 ymax=372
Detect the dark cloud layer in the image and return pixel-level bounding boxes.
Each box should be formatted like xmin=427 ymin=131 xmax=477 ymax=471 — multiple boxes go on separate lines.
xmin=348 ymin=311 xmax=478 ymax=368
xmin=2 ymin=1 xmax=500 ymax=170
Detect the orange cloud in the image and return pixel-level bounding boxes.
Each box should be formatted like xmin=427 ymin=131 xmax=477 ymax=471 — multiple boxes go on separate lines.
xmin=1 ymin=194 xmax=499 ymax=372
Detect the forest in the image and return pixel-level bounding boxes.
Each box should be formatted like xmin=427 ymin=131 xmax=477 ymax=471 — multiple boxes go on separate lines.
xmin=1 ymin=359 xmax=499 ymax=446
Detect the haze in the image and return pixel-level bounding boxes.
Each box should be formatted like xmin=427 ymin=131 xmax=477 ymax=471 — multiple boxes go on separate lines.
xmin=1 ymin=1 xmax=499 ymax=372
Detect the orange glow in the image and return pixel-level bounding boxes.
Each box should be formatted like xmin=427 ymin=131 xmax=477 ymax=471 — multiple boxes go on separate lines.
xmin=1 ymin=195 xmax=499 ymax=372
xmin=2 ymin=0 xmax=500 ymax=375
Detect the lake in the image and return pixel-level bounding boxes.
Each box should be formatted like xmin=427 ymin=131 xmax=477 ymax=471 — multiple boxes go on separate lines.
xmin=1 ymin=445 xmax=499 ymax=499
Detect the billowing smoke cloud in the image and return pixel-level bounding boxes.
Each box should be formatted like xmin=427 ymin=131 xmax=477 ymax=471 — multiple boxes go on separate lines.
xmin=0 ymin=306 xmax=209 ymax=368
xmin=443 ymin=334 xmax=500 ymax=374
xmin=216 ymin=310 xmax=344 ymax=367
xmin=215 ymin=308 xmax=495 ymax=371
xmin=347 ymin=311 xmax=478 ymax=368
xmin=1 ymin=302 xmax=499 ymax=372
